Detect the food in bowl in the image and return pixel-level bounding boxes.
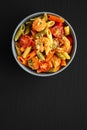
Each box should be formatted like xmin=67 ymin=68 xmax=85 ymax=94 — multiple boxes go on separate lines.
xmin=13 ymin=12 xmax=77 ymax=75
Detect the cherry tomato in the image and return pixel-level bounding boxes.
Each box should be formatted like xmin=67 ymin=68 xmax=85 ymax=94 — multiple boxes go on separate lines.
xmin=50 ymin=25 xmax=64 ymax=38
xmin=67 ymin=35 xmax=73 ymax=44
xmin=19 ymin=35 xmax=32 ymax=48
xmin=55 ymin=22 xmax=63 ymax=26
xmin=38 ymin=61 xmax=51 ymax=73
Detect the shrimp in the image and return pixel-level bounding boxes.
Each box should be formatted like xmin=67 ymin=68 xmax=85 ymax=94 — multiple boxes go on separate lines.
xmin=41 ymin=37 xmax=52 ymax=55
xmin=35 ymin=37 xmax=51 ymax=54
xmin=32 ymin=18 xmax=46 ymax=32
xmin=51 ymin=55 xmax=61 ymax=70
xmin=28 ymin=56 xmax=39 ymax=70
xmin=56 ymin=35 xmax=71 ymax=53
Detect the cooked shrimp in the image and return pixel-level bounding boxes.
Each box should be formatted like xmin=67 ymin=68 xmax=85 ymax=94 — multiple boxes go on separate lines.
xmin=41 ymin=37 xmax=52 ymax=55
xmin=35 ymin=37 xmax=50 ymax=54
xmin=51 ymin=55 xmax=61 ymax=70
xmin=28 ymin=56 xmax=39 ymax=70
xmin=49 ymin=55 xmax=61 ymax=72
xmin=32 ymin=18 xmax=46 ymax=32
xmin=56 ymin=36 xmax=71 ymax=53
xmin=41 ymin=37 xmax=50 ymax=47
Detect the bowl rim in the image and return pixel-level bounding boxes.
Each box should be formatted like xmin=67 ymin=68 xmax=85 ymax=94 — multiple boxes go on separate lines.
xmin=11 ymin=11 xmax=77 ymax=77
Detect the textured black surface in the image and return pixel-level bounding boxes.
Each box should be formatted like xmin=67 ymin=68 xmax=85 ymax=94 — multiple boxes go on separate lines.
xmin=0 ymin=0 xmax=87 ymax=129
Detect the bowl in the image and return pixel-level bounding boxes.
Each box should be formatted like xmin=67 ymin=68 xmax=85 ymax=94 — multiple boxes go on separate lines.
xmin=11 ymin=12 xmax=77 ymax=77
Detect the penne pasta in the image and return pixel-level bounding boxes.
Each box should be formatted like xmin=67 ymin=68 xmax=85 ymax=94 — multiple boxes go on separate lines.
xmin=22 ymin=46 xmax=32 ymax=58
xmin=56 ymin=52 xmax=66 ymax=60
xmin=15 ymin=43 xmax=21 ymax=56
xmin=17 ymin=56 xmax=27 ymax=65
xmin=64 ymin=26 xmax=70 ymax=36
xmin=48 ymin=65 xmax=61 ymax=72
xmin=46 ymin=28 xmax=53 ymax=44
xmin=62 ymin=52 xmax=70 ymax=60
xmin=61 ymin=60 xmax=67 ymax=66
xmin=24 ymin=25 xmax=30 ymax=34
xmin=14 ymin=24 xmax=25 ymax=41
xmin=46 ymin=21 xmax=55 ymax=28
xmin=43 ymin=13 xmax=48 ymax=21
xmin=25 ymin=50 xmax=36 ymax=60
xmin=46 ymin=50 xmax=55 ymax=61
xmin=37 ymin=51 xmax=45 ymax=61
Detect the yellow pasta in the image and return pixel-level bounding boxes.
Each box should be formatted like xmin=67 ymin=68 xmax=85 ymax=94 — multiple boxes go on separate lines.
xmin=46 ymin=28 xmax=53 ymax=44
xmin=43 ymin=13 xmax=48 ymax=21
xmin=62 ymin=52 xmax=70 ymax=60
xmin=46 ymin=21 xmax=55 ymax=28
xmin=56 ymin=52 xmax=66 ymax=60
xmin=15 ymin=44 xmax=21 ymax=56
xmin=64 ymin=26 xmax=70 ymax=36
xmin=22 ymin=46 xmax=32 ymax=58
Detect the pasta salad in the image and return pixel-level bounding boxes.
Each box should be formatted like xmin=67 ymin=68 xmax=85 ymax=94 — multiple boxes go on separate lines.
xmin=14 ymin=13 xmax=73 ymax=73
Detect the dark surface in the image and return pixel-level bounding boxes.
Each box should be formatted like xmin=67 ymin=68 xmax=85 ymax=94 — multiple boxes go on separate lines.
xmin=0 ymin=0 xmax=87 ymax=129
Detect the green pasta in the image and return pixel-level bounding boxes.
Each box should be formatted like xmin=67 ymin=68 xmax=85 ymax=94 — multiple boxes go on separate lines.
xmin=28 ymin=59 xmax=33 ymax=67
xmin=24 ymin=25 xmax=30 ymax=34
xmin=37 ymin=51 xmax=45 ymax=61
xmin=14 ymin=24 xmax=25 ymax=41
xmin=15 ymin=43 xmax=21 ymax=56
xmin=56 ymin=52 xmax=66 ymax=60
xmin=56 ymin=52 xmax=70 ymax=60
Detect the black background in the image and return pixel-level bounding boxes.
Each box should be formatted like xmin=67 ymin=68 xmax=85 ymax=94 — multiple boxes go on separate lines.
xmin=0 ymin=0 xmax=87 ymax=129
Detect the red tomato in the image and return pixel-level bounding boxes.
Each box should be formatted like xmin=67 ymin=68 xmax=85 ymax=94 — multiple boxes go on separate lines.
xmin=67 ymin=35 xmax=73 ymax=44
xmin=19 ymin=35 xmax=32 ymax=48
xmin=50 ymin=25 xmax=64 ymax=38
xmin=55 ymin=22 xmax=63 ymax=26
xmin=39 ymin=61 xmax=51 ymax=72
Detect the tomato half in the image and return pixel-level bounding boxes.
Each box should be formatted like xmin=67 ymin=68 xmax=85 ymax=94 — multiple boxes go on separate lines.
xmin=67 ymin=35 xmax=73 ymax=44
xmin=19 ymin=35 xmax=32 ymax=48
xmin=50 ymin=25 xmax=64 ymax=38
xmin=38 ymin=61 xmax=51 ymax=73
